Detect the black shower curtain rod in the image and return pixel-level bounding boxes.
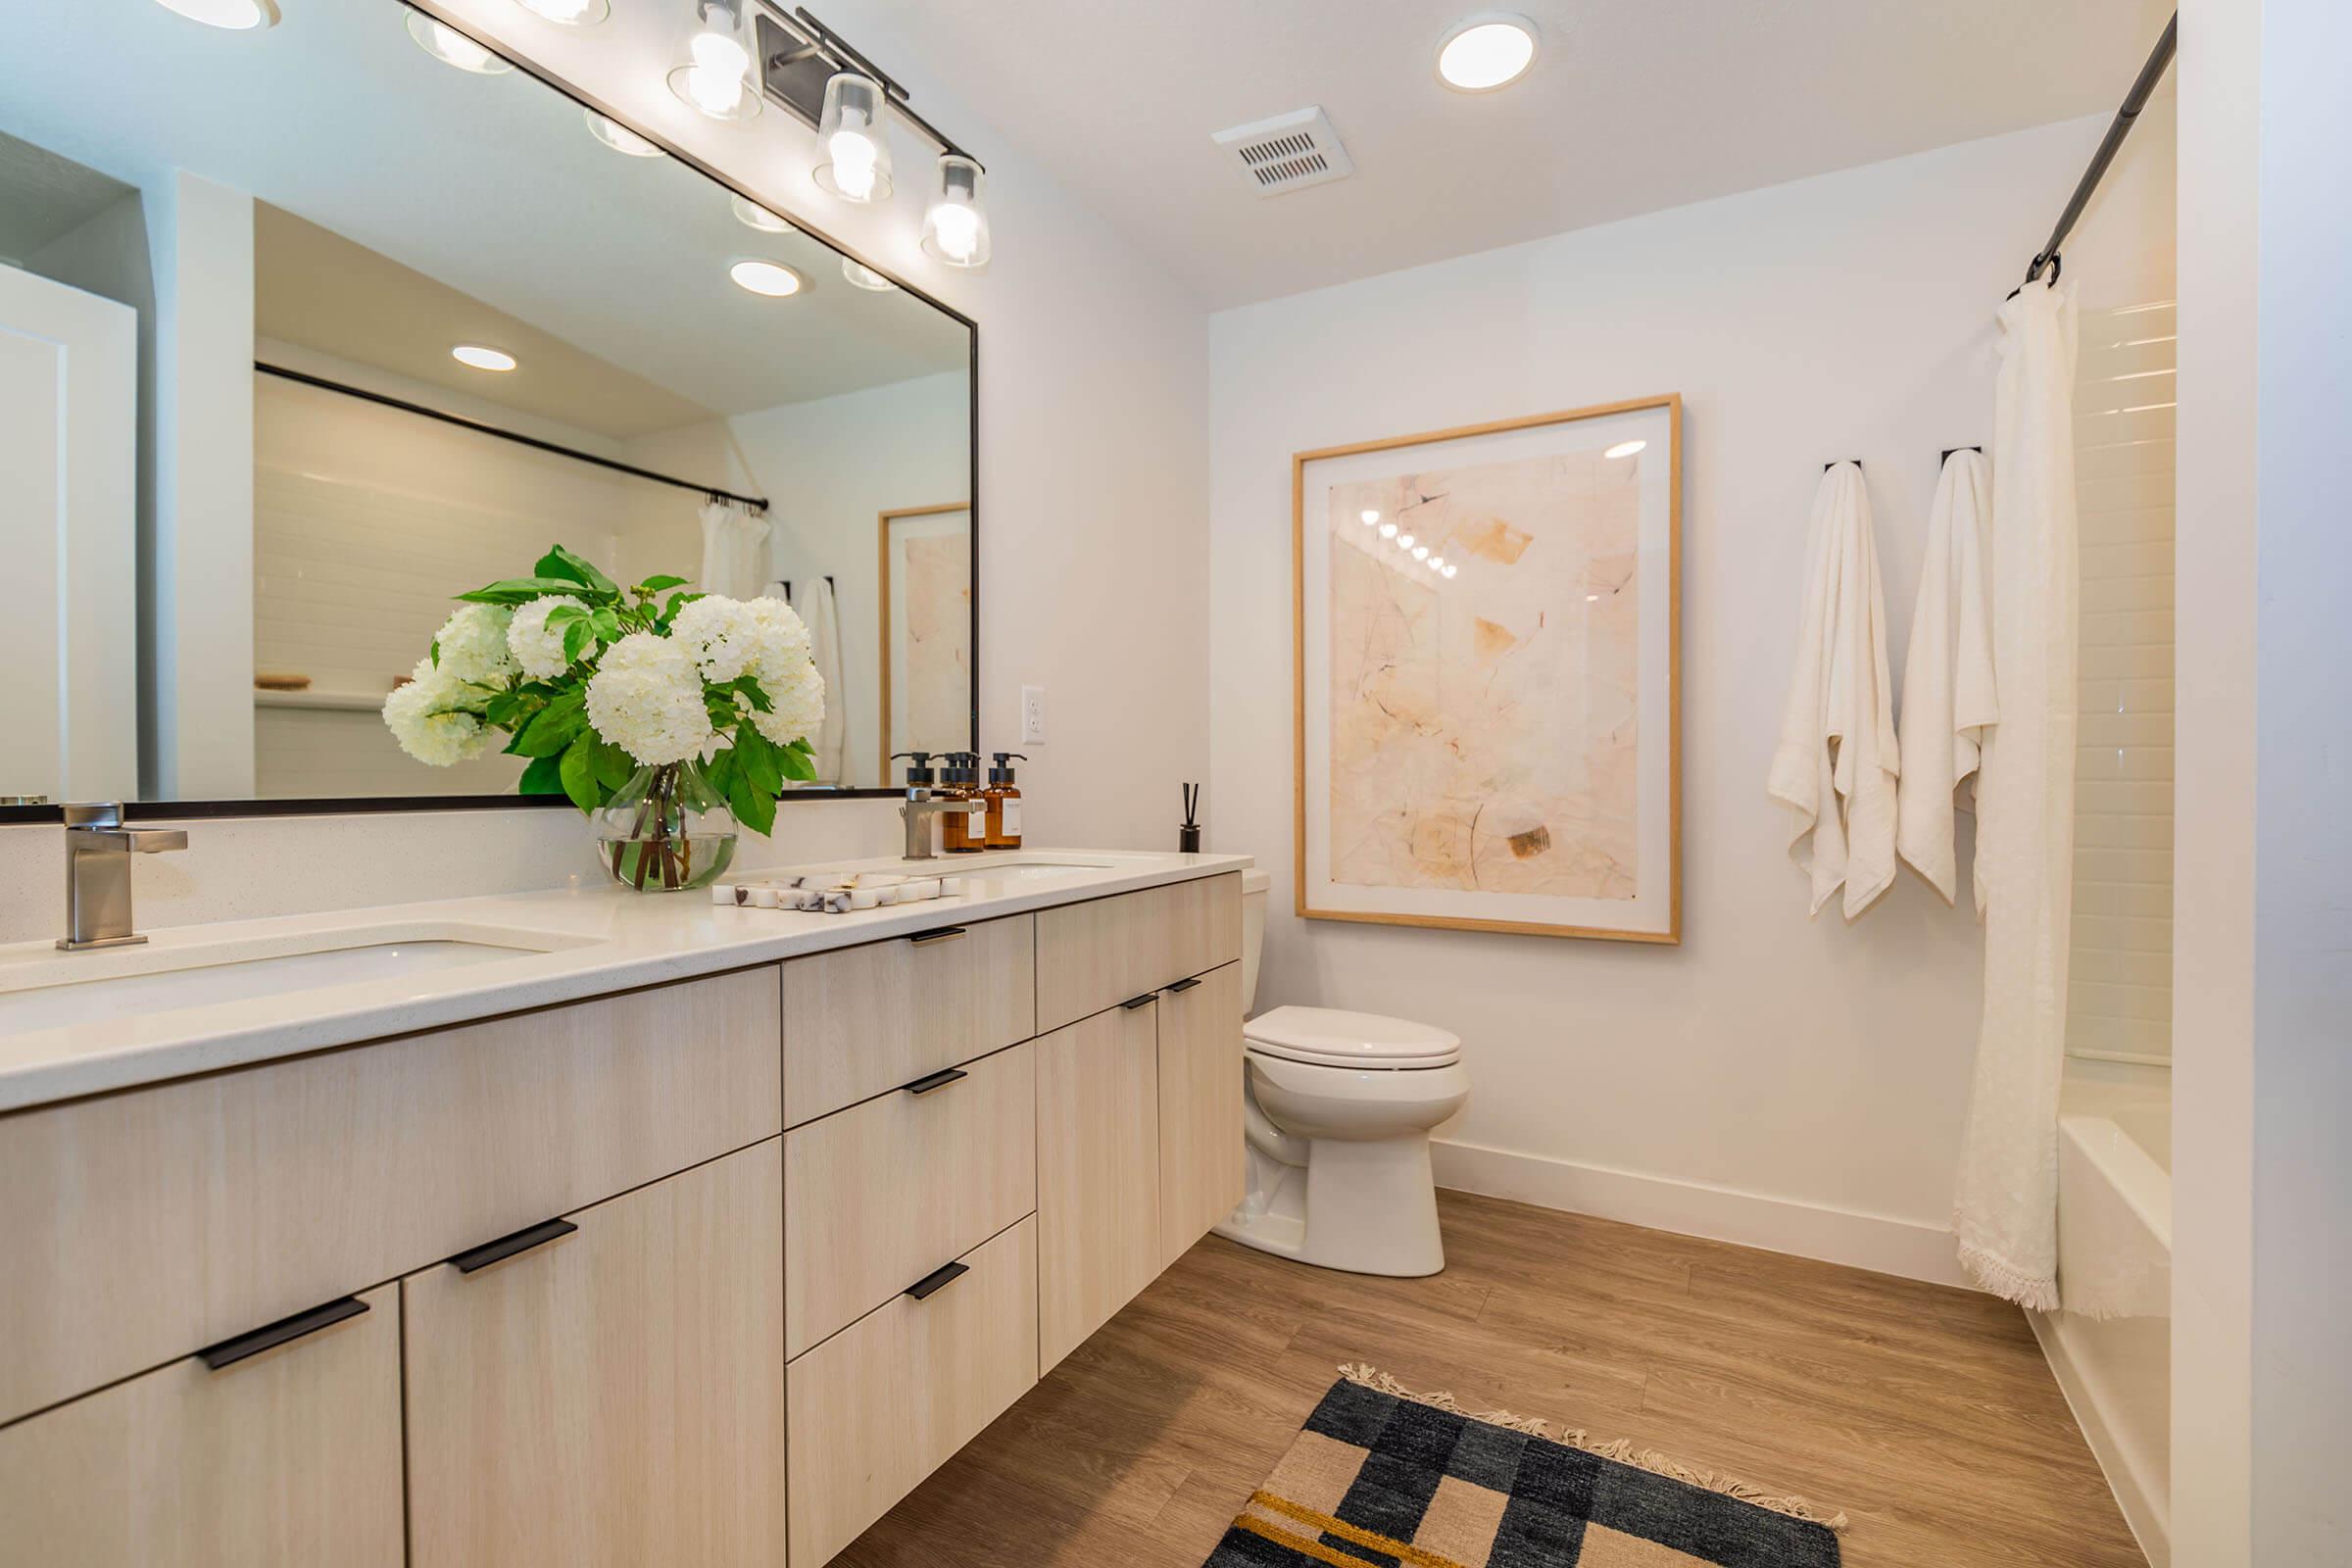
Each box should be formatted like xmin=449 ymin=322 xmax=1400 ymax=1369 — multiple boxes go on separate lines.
xmin=2022 ymin=12 xmax=2178 ymax=287
xmin=255 ymin=363 xmax=772 ymax=514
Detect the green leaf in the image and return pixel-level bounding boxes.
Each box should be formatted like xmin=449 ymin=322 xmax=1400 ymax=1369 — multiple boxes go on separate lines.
xmin=592 ymin=741 xmax=635 ymax=790
xmin=590 ymin=607 xmax=624 ymax=644
xmin=542 ymin=604 xmax=588 ymax=630
xmin=735 ymin=729 xmax=784 ymax=796
xmin=558 ymin=734 xmax=603 ymax=813
xmin=633 ymin=574 xmax=689 ymax=596
xmin=533 ymin=545 xmax=619 ymax=598
xmin=658 ymin=590 xmax=704 ymax=629
xmin=517 ymin=754 xmax=566 ymax=795
xmin=727 ymin=767 xmax=776 ymax=837
xmin=777 ymin=742 xmax=816 ymax=782
xmin=704 ymin=747 xmax=736 ymax=800
xmin=429 ymin=641 xmax=440 ymax=668
xmin=514 ymin=690 xmax=586 ymax=757
xmin=458 ymin=576 xmax=592 ymax=606
xmin=562 ymin=619 xmax=593 ymax=666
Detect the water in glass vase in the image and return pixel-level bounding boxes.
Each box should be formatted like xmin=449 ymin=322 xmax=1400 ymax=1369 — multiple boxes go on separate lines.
xmin=595 ymin=759 xmax=738 ymax=892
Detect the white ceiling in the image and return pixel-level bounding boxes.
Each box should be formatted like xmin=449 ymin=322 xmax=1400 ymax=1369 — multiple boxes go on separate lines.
xmin=847 ymin=0 xmax=2177 ymax=308
xmin=0 ymin=0 xmax=968 ymax=419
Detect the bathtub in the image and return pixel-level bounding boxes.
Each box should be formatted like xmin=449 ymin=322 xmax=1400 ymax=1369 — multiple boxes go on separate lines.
xmin=2032 ymin=1082 xmax=2171 ymax=1566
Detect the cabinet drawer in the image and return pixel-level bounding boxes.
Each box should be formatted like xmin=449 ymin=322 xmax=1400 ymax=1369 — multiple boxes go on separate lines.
xmin=0 ymin=1282 xmax=402 ymax=1568
xmin=0 ymin=966 xmax=781 ymax=1426
xmin=1035 ymin=873 xmax=1243 ymax=1032
xmin=781 ymin=913 xmax=1035 ymax=1125
xmin=786 ymin=1041 xmax=1036 ymax=1358
xmin=786 ymin=1216 xmax=1039 ymax=1567
xmin=404 ymin=1140 xmax=786 ymax=1568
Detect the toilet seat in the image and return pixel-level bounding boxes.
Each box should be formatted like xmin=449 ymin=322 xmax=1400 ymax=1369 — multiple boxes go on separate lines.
xmin=1244 ymin=1005 xmax=1461 ymax=1071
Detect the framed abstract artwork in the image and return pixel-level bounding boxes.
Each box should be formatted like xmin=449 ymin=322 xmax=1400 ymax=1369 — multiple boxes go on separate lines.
xmin=1292 ymin=396 xmax=1682 ymax=943
xmin=878 ymin=503 xmax=972 ymax=779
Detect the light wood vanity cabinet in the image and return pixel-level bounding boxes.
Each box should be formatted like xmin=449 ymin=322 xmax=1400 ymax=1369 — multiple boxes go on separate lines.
xmin=404 ymin=1139 xmax=787 ymax=1568
xmin=1036 ymin=1001 xmax=1163 ymax=1370
xmin=0 ymin=1283 xmax=404 ymax=1568
xmin=1156 ymin=960 xmax=1249 ymax=1271
xmin=1034 ymin=872 xmax=1243 ymax=1033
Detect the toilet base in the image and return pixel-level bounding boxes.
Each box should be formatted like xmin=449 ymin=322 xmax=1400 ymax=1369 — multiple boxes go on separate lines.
xmin=1213 ymin=1131 xmax=1446 ymax=1277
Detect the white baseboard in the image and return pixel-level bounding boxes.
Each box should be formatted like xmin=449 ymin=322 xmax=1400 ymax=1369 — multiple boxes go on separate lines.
xmin=1430 ymin=1139 xmax=1976 ymax=1290
xmin=2028 ymin=1311 xmax=2171 ymax=1568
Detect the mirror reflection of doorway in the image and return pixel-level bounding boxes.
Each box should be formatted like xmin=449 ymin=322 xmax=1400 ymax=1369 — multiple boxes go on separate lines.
xmin=877 ymin=503 xmax=972 ymax=781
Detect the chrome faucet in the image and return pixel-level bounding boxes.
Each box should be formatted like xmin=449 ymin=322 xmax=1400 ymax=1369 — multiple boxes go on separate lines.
xmin=899 ymin=788 xmax=980 ymax=861
xmin=59 ymin=803 xmax=188 ymax=951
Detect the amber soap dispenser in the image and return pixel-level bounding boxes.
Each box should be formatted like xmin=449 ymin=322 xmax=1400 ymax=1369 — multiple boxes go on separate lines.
xmin=983 ymin=752 xmax=1027 ymax=849
xmin=940 ymin=752 xmax=984 ymax=854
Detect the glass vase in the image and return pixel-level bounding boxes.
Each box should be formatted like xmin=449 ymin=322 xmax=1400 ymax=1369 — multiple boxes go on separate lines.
xmin=594 ymin=759 xmax=738 ymax=892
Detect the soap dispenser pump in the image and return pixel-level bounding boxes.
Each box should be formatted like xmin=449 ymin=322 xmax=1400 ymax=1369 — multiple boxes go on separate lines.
xmin=939 ymin=752 xmax=984 ymax=855
xmin=983 ymin=753 xmax=1027 ymax=849
xmin=892 ymin=751 xmax=937 ymax=789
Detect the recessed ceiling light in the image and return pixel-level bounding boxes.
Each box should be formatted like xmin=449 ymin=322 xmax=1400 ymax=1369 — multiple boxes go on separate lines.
xmin=1604 ymin=439 xmax=1646 ymax=460
xmin=406 ymin=12 xmax=513 ymax=74
xmin=1436 ymin=14 xmax=1538 ymax=93
xmin=729 ymin=260 xmax=804 ymax=297
xmin=841 ymin=259 xmax=899 ymax=292
xmin=512 ymin=0 xmax=609 ymax=24
xmin=732 ymin=196 xmax=792 ymax=233
xmin=452 ymin=344 xmax=518 ymax=372
xmin=151 ymin=0 xmax=279 ymax=29
xmin=585 ymin=110 xmax=664 ymax=158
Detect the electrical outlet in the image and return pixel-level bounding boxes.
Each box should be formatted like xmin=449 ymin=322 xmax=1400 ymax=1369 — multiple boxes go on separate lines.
xmin=1020 ymin=685 xmax=1046 ymax=745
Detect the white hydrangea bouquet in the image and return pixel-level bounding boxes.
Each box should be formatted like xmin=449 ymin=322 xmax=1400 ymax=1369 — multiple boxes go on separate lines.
xmin=384 ymin=544 xmax=822 ymax=890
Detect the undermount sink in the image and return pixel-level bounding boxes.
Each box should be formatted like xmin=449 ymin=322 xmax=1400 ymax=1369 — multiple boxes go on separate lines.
xmin=0 ymin=922 xmax=598 ymax=1034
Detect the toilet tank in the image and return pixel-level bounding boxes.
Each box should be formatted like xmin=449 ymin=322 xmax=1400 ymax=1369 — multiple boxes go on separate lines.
xmin=1241 ymin=867 xmax=1270 ymax=1014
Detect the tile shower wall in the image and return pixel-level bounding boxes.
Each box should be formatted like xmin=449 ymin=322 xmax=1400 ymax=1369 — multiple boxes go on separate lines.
xmin=2070 ymin=302 xmax=2178 ymax=1064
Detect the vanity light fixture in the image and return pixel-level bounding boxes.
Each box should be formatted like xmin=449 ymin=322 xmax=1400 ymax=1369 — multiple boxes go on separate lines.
xmin=841 ymin=259 xmax=899 ymax=292
xmin=512 ymin=0 xmax=609 ymax=24
xmin=451 ymin=345 xmax=518 ymax=372
xmin=1603 ymin=439 xmax=1646 ymax=460
xmin=813 ymin=72 xmax=894 ymax=203
xmin=729 ymin=259 xmax=804 ymax=297
xmin=668 ymin=0 xmax=761 ymax=122
xmin=585 ymin=110 xmax=666 ymax=158
xmin=921 ymin=154 xmax=992 ymax=269
xmin=151 ymin=0 xmax=280 ymax=29
xmin=406 ymin=12 xmax=513 ymax=74
xmin=1436 ymin=13 xmax=1539 ymax=93
xmin=732 ymin=195 xmax=792 ymax=232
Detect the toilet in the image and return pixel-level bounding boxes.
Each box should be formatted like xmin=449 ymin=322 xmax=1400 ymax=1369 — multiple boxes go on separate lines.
xmin=1214 ymin=868 xmax=1469 ymax=1276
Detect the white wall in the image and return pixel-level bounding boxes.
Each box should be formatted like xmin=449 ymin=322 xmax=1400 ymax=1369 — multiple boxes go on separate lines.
xmin=1209 ymin=109 xmax=2176 ymax=1283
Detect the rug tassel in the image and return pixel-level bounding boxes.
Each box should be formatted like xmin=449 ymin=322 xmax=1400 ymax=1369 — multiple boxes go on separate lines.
xmin=1337 ymin=1363 xmax=1851 ymax=1533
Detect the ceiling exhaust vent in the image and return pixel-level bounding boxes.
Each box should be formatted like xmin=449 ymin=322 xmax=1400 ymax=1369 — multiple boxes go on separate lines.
xmin=1211 ymin=107 xmax=1353 ymax=197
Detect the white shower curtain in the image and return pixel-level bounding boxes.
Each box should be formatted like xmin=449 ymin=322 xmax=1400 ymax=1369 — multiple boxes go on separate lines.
xmin=1952 ymin=277 xmax=2081 ymax=1310
xmin=698 ymin=499 xmax=770 ymax=599
xmin=801 ymin=577 xmax=847 ymax=783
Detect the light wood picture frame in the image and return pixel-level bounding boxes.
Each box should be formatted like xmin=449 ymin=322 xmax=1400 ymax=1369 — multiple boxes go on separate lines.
xmin=1293 ymin=395 xmax=1682 ymax=943
xmin=877 ymin=503 xmax=972 ymax=781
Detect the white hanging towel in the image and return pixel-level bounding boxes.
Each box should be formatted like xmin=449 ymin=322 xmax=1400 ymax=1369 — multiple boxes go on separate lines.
xmin=1952 ymin=277 xmax=2081 ymax=1311
xmin=1766 ymin=461 xmax=1900 ymax=918
xmin=698 ymin=498 xmax=771 ymax=599
xmin=1895 ymin=448 xmax=1999 ymax=907
xmin=801 ymin=576 xmax=847 ymax=783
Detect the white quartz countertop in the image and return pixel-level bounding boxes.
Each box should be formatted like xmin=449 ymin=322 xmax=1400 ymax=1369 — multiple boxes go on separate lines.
xmin=0 ymin=849 xmax=1252 ymax=1114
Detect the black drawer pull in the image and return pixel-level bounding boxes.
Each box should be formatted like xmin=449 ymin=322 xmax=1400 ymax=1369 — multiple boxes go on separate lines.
xmin=1163 ymin=976 xmax=1202 ymax=995
xmin=908 ymin=926 xmax=967 ymax=946
xmin=904 ymin=1260 xmax=970 ymax=1300
xmin=904 ymin=1066 xmax=968 ymax=1096
xmin=200 ymin=1296 xmax=368 ymax=1370
xmin=1120 ymin=993 xmax=1158 ymax=1010
xmin=450 ymin=1217 xmax=579 ymax=1275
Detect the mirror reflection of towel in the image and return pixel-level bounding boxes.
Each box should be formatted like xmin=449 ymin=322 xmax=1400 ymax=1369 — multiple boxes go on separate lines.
xmin=777 ymin=576 xmax=847 ymax=784
xmin=699 ymin=499 xmax=770 ymax=598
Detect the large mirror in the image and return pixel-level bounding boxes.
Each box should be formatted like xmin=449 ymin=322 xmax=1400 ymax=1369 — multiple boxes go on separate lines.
xmin=0 ymin=0 xmax=973 ymax=814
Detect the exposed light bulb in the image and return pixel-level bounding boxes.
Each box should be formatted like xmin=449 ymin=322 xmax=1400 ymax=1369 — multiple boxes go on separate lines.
xmin=921 ymin=153 xmax=990 ymax=268
xmin=1359 ymin=509 xmax=1381 ymax=525
xmin=827 ymin=126 xmax=881 ymax=202
xmin=153 ymin=0 xmax=280 ymax=28
xmin=731 ymin=195 xmax=791 ymax=232
xmin=668 ymin=7 xmax=760 ymax=121
xmin=407 ymin=12 xmax=511 ymax=73
xmin=451 ymin=345 xmax=517 ymax=372
xmin=1378 ymin=522 xmax=1398 ymax=539
xmin=729 ymin=260 xmax=803 ymax=297
xmin=513 ymin=0 xmax=608 ymax=23
xmin=841 ymin=259 xmax=899 ymax=292
xmin=928 ymin=202 xmax=980 ymax=263
xmin=585 ymin=110 xmax=664 ymax=158
xmin=1603 ymin=439 xmax=1646 ymax=460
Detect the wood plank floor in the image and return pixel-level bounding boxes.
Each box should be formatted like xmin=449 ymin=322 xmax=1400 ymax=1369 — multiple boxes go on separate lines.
xmin=835 ymin=1190 xmax=2146 ymax=1567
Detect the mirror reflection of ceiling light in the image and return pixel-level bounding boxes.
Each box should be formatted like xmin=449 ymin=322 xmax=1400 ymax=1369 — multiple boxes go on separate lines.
xmin=731 ymin=196 xmax=792 ymax=232
xmin=406 ymin=12 xmax=512 ymax=74
xmin=669 ymin=0 xmax=760 ymax=121
xmin=451 ymin=345 xmax=518 ymax=372
xmin=1603 ymin=439 xmax=1647 ymax=460
xmin=513 ymin=0 xmax=610 ymax=24
xmin=813 ymin=73 xmax=894 ymax=203
xmin=729 ymin=260 xmax=804 ymax=297
xmin=841 ymin=260 xmax=899 ymax=292
xmin=152 ymin=0 xmax=280 ymax=29
xmin=1378 ymin=522 xmax=1398 ymax=539
xmin=921 ymin=154 xmax=992 ymax=268
xmin=1436 ymin=14 xmax=1539 ymax=93
xmin=585 ymin=110 xmax=665 ymax=158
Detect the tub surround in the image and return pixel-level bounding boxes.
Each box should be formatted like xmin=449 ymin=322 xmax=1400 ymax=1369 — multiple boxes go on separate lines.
xmin=0 ymin=849 xmax=1250 ymax=1112
xmin=0 ymin=855 xmax=1248 ymax=1567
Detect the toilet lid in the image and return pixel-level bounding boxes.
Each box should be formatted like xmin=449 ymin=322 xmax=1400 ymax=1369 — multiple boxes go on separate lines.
xmin=1244 ymin=1005 xmax=1461 ymax=1069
